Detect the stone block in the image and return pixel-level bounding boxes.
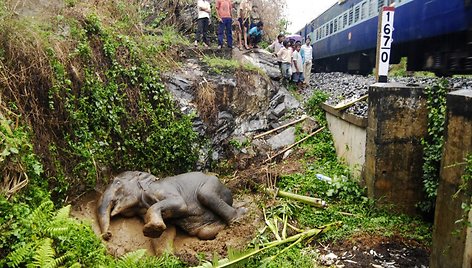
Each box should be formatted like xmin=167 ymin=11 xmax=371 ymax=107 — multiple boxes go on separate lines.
xmin=364 ymin=83 xmax=428 ymax=215
xmin=267 ymin=127 xmax=296 ymax=151
xmin=431 ymin=89 xmax=472 ymax=268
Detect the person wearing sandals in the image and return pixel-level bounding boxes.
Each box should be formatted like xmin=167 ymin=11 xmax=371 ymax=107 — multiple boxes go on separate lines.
xmin=195 ymin=0 xmax=211 ymax=48
xmin=216 ymin=0 xmax=234 ymax=49
xmin=232 ymin=0 xmax=243 ymax=50
xmin=239 ymin=0 xmax=252 ymax=49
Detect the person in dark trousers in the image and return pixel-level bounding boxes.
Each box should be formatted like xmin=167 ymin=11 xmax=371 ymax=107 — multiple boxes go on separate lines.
xmin=195 ymin=0 xmax=211 ymax=48
xmin=248 ymin=21 xmax=263 ymax=48
xmin=216 ymin=0 xmax=233 ymax=49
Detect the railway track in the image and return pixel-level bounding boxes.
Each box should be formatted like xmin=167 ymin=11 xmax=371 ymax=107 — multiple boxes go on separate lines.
xmin=304 ymin=72 xmax=472 ymax=118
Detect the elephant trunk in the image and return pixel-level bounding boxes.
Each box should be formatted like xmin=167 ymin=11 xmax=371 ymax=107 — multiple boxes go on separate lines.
xmin=97 ymin=190 xmax=114 ymax=241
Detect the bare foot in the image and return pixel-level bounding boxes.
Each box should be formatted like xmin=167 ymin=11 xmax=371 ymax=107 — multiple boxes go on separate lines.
xmin=230 ymin=207 xmax=248 ymax=224
xmin=143 ymin=221 xmax=166 ymax=238
xmin=101 ymin=231 xmax=112 ymax=241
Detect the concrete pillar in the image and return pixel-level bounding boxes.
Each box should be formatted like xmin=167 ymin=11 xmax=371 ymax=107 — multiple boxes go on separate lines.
xmin=431 ymin=89 xmax=472 ymax=268
xmin=365 ymin=83 xmax=428 ymax=215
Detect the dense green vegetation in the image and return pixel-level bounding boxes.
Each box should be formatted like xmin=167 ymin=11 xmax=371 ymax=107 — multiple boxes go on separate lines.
xmin=199 ymin=91 xmax=431 ymax=267
xmin=1 ymin=1 xmax=197 ymax=266
xmin=419 ymin=79 xmax=449 ymax=214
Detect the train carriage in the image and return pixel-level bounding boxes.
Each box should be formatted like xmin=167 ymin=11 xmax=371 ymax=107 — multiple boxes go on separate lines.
xmin=298 ymin=0 xmax=472 ymax=75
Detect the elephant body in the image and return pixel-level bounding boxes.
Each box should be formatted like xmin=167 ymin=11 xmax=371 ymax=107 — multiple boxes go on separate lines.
xmin=97 ymin=171 xmax=246 ymax=240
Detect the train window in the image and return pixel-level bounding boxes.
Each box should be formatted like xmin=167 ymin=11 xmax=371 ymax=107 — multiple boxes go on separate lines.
xmin=378 ymin=0 xmax=385 ymax=11
xmin=326 ymin=24 xmax=330 ymax=35
xmin=334 ymin=19 xmax=338 ymax=32
xmin=339 ymin=16 xmax=343 ymax=29
xmin=369 ymin=0 xmax=375 ymax=16
xmin=361 ymin=2 xmax=367 ymax=19
xmin=354 ymin=6 xmax=360 ymax=22
xmin=349 ymin=8 xmax=353 ymax=25
xmin=343 ymin=13 xmax=348 ymax=27
xmin=330 ymin=22 xmax=333 ymax=34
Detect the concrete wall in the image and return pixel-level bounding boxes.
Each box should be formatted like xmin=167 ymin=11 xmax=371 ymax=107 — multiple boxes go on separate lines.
xmin=431 ymin=89 xmax=472 ymax=268
xmin=364 ymin=83 xmax=428 ymax=215
xmin=324 ymin=112 xmax=367 ymax=178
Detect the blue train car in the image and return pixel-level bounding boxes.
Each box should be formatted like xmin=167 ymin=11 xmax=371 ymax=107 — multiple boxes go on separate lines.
xmin=298 ymin=0 xmax=472 ymax=75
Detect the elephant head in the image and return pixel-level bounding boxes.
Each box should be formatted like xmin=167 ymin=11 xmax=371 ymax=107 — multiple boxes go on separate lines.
xmin=97 ymin=171 xmax=143 ymax=240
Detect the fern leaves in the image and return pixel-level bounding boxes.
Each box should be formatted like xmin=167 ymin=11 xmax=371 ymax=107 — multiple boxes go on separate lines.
xmin=113 ymin=249 xmax=147 ymax=268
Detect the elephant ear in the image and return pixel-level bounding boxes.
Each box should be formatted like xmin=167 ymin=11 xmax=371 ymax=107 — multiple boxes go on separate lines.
xmin=137 ymin=173 xmax=159 ymax=192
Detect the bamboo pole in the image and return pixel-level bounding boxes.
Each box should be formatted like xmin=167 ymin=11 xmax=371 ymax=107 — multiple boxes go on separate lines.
xmin=254 ymin=115 xmax=308 ymax=139
xmin=334 ymin=94 xmax=368 ymax=110
xmin=264 ymin=188 xmax=327 ymax=208
xmin=264 ymin=126 xmax=326 ymax=163
xmin=277 ymin=189 xmax=327 ymax=208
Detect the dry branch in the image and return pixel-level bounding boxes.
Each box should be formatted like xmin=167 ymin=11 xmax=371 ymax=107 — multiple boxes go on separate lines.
xmin=264 ymin=126 xmax=326 ymax=163
xmin=254 ymin=115 xmax=308 ymax=139
xmin=334 ymin=94 xmax=368 ymax=110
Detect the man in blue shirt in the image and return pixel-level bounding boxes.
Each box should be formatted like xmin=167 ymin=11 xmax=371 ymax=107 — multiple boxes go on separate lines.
xmin=248 ymin=21 xmax=263 ymax=49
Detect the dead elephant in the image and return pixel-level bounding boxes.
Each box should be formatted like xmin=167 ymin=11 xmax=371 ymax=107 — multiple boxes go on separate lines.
xmin=97 ymin=171 xmax=246 ymax=240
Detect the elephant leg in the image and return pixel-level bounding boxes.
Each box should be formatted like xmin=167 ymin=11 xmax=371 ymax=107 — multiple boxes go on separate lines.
xmin=196 ymin=222 xmax=226 ymax=240
xmin=151 ymin=225 xmax=176 ymax=255
xmin=143 ymin=197 xmax=188 ymax=238
xmin=197 ymin=181 xmax=245 ymax=224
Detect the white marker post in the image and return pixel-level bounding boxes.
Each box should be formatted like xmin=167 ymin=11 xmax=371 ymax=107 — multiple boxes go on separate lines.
xmin=375 ymin=6 xmax=395 ymax=83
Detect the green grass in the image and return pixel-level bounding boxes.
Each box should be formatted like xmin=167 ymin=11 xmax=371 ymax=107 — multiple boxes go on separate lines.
xmin=202 ymin=55 xmax=266 ymax=76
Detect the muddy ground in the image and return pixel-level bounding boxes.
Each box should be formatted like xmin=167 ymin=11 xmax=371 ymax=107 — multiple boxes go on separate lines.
xmin=71 ymin=191 xmax=262 ymax=265
xmin=71 ymin=150 xmax=430 ymax=267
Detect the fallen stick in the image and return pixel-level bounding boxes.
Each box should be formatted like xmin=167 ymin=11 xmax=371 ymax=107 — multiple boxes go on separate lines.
xmin=265 ymin=188 xmax=327 ymax=208
xmin=254 ymin=115 xmax=308 ymax=139
xmin=193 ymin=221 xmax=342 ymax=268
xmin=334 ymin=94 xmax=368 ymax=110
xmin=264 ymin=126 xmax=326 ymax=163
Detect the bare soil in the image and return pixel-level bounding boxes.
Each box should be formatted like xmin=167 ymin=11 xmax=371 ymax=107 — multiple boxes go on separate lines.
xmin=71 ymin=191 xmax=263 ymax=265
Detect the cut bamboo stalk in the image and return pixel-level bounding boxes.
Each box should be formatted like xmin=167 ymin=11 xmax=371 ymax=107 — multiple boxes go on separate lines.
xmin=264 ymin=126 xmax=326 ymax=163
xmin=254 ymin=115 xmax=308 ymax=139
xmin=193 ymin=221 xmax=342 ymax=268
xmin=334 ymin=94 xmax=368 ymax=110
xmin=265 ymin=188 xmax=327 ymax=208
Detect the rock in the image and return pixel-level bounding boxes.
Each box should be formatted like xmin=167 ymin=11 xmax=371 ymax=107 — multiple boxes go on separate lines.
xmin=277 ymin=87 xmax=300 ymax=111
xmin=282 ymin=149 xmax=293 ymax=159
xmin=267 ymin=127 xmax=296 ymax=150
xmin=271 ymin=103 xmax=286 ymax=118
xmin=269 ymin=91 xmax=285 ymax=109
xmin=301 ymin=117 xmax=318 ymax=133
xmin=241 ymin=49 xmax=281 ymax=80
xmin=236 ymin=119 xmax=267 ymax=134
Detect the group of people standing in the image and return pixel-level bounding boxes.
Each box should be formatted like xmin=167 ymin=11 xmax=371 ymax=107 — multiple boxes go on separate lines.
xmin=195 ymin=0 xmax=264 ymax=50
xmin=269 ymin=35 xmax=313 ymax=87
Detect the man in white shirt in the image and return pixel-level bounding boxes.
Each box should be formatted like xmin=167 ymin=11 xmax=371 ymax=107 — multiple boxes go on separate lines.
xmin=292 ymin=42 xmax=304 ymax=86
xmin=277 ymin=40 xmax=293 ymax=85
xmin=268 ymin=34 xmax=285 ymax=75
xmin=300 ymin=37 xmax=313 ymax=85
xmin=195 ymin=0 xmax=211 ymax=47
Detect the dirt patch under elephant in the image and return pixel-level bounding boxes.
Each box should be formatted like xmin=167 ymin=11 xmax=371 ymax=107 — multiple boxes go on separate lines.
xmin=71 ymin=191 xmax=262 ymax=265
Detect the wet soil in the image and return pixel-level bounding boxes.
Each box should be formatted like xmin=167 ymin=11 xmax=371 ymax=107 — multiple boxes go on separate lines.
xmin=318 ymin=233 xmax=430 ymax=268
xmin=71 ymin=191 xmax=263 ymax=265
